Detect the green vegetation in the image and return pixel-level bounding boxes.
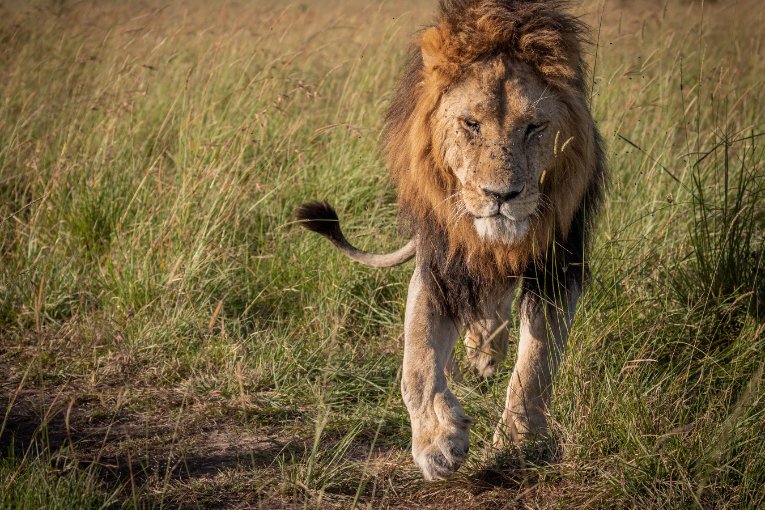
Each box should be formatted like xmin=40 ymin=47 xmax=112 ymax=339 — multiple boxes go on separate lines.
xmin=1 ymin=452 xmax=121 ymax=510
xmin=1 ymin=0 xmax=763 ymax=508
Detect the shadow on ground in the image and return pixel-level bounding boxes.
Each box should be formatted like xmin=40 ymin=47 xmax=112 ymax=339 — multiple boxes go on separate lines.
xmin=0 ymin=390 xmax=306 ymax=500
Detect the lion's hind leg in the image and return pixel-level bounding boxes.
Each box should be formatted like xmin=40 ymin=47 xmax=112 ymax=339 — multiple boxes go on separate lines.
xmin=464 ymin=290 xmax=515 ymax=378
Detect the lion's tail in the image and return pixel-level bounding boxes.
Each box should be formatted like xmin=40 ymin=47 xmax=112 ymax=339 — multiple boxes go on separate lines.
xmin=296 ymin=201 xmax=416 ymax=268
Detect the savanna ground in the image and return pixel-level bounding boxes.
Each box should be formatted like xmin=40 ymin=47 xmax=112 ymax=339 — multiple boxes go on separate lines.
xmin=1 ymin=0 xmax=763 ymax=508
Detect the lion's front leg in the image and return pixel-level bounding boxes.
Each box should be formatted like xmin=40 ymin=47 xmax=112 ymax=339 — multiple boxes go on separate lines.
xmin=464 ymin=288 xmax=515 ymax=378
xmin=493 ymin=279 xmax=580 ymax=447
xmin=401 ymin=268 xmax=470 ymax=480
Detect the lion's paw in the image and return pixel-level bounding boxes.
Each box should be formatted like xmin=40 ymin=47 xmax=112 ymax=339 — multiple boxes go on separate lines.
xmin=492 ymin=409 xmax=547 ymax=450
xmin=464 ymin=329 xmax=507 ymax=379
xmin=467 ymin=350 xmax=500 ymax=378
xmin=414 ymin=427 xmax=470 ymax=480
xmin=411 ymin=394 xmax=472 ymax=480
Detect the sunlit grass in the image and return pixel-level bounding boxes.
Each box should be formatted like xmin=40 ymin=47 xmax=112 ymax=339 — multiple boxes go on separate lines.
xmin=1 ymin=0 xmax=763 ymax=508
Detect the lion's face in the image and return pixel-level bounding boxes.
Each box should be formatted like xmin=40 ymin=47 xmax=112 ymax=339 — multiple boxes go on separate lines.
xmin=433 ymin=58 xmax=564 ymax=244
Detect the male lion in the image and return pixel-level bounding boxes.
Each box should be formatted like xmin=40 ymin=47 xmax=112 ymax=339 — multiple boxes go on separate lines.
xmin=297 ymin=0 xmax=606 ymax=480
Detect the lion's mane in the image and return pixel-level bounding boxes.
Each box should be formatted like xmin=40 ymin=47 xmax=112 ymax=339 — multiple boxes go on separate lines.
xmin=382 ymin=0 xmax=606 ymax=320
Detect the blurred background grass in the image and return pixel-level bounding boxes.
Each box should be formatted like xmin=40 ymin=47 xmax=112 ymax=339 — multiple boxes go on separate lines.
xmin=0 ymin=0 xmax=763 ymax=508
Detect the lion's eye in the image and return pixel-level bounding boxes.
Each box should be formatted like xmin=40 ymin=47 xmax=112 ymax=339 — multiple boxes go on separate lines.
xmin=460 ymin=117 xmax=481 ymax=135
xmin=525 ymin=122 xmax=548 ymax=142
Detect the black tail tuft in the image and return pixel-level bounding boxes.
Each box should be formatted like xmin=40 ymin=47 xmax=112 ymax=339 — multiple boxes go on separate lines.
xmin=296 ymin=201 xmax=345 ymax=244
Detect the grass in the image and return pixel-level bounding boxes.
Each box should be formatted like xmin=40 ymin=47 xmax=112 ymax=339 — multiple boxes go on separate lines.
xmin=0 ymin=0 xmax=763 ymax=508
xmin=1 ymin=451 xmax=121 ymax=510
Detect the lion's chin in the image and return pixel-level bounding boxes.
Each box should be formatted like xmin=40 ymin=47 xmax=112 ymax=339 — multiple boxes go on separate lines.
xmin=474 ymin=216 xmax=530 ymax=245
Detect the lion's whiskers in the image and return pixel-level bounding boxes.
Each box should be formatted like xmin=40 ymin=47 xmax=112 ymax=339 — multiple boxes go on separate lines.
xmin=438 ymin=191 xmax=461 ymax=207
xmin=448 ymin=201 xmax=468 ymax=224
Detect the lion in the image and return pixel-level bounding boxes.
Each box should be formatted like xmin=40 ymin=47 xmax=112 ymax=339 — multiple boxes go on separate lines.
xmin=297 ymin=0 xmax=606 ymax=480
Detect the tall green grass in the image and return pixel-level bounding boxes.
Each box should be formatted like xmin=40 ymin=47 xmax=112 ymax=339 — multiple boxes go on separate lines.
xmin=1 ymin=0 xmax=763 ymax=508
xmin=1 ymin=450 xmax=123 ymax=510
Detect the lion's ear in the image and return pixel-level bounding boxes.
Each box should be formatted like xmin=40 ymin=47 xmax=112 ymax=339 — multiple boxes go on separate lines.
xmin=420 ymin=27 xmax=445 ymax=70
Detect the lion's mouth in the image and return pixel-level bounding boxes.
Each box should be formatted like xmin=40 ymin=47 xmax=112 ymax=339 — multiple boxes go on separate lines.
xmin=472 ymin=214 xmax=531 ymax=244
xmin=466 ymin=195 xmax=539 ymax=224
xmin=473 ymin=211 xmax=530 ymax=223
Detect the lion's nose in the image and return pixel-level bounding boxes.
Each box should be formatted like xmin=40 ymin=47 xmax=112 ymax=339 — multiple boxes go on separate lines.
xmin=481 ymin=184 xmax=525 ymax=203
